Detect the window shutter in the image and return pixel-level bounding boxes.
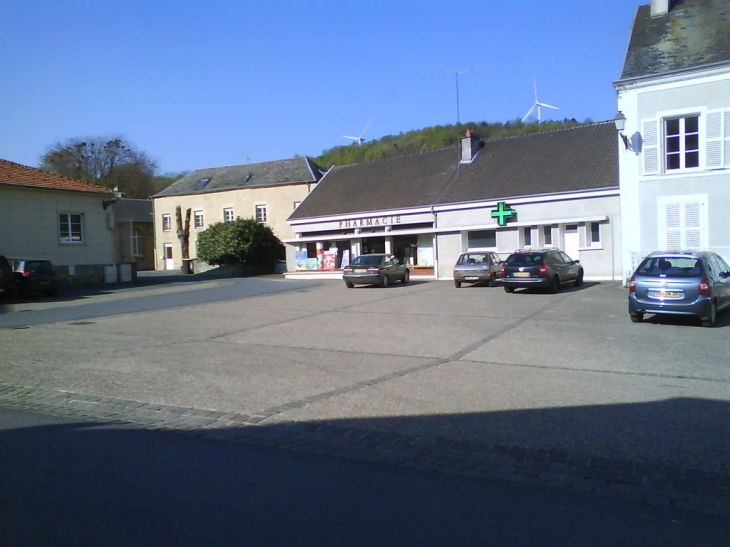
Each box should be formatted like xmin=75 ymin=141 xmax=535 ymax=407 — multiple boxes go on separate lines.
xmin=706 ymin=110 xmax=723 ymax=168
xmin=642 ymin=118 xmax=660 ymax=175
xmin=664 ymin=202 xmax=681 ymax=250
xmin=658 ymin=194 xmax=708 ymax=250
xmin=684 ymin=201 xmax=701 ymax=248
xmin=725 ymin=110 xmax=730 ymax=168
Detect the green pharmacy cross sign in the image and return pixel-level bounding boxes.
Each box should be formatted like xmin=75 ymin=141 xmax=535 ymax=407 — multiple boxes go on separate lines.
xmin=491 ymin=202 xmax=516 ymax=226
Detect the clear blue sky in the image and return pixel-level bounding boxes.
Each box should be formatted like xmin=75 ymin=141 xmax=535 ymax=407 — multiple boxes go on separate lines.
xmin=1 ymin=0 xmax=641 ymax=174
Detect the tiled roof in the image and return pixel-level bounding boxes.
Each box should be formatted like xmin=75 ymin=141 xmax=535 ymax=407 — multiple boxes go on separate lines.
xmin=617 ymin=0 xmax=730 ymax=82
xmin=289 ymin=122 xmax=618 ymax=220
xmin=153 ymin=156 xmax=327 ymax=198
xmin=112 ymin=198 xmax=153 ymax=223
xmin=0 ymin=159 xmax=114 ymax=195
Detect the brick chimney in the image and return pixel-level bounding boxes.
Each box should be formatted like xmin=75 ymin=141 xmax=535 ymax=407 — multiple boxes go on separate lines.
xmin=650 ymin=0 xmax=669 ymax=17
xmin=460 ymin=129 xmax=481 ymax=164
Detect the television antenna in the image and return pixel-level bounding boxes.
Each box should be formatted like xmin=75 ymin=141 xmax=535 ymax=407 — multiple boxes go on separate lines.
xmin=343 ymin=118 xmax=372 ymax=145
xmin=432 ymin=67 xmax=476 ymax=124
xmin=522 ymin=77 xmax=559 ymax=123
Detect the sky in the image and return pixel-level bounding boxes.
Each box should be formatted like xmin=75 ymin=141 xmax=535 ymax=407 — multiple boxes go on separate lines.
xmin=1 ymin=0 xmax=642 ymax=175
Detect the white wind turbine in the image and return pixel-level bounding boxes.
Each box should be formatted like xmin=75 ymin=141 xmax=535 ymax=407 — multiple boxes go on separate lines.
xmin=522 ymin=78 xmax=559 ymax=123
xmin=343 ymin=118 xmax=372 ymax=145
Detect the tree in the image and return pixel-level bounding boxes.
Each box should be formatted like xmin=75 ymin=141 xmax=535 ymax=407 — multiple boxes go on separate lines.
xmin=39 ymin=135 xmax=158 ymax=198
xmin=196 ymin=218 xmax=284 ymax=270
xmin=175 ymin=206 xmax=192 ymax=273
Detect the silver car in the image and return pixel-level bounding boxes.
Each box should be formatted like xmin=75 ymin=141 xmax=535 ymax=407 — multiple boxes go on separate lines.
xmin=453 ymin=252 xmax=502 ymax=288
xmin=628 ymin=251 xmax=730 ymax=327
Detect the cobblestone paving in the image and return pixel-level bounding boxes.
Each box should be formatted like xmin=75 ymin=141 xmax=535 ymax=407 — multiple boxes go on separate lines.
xmin=2 ymin=383 xmax=728 ymax=518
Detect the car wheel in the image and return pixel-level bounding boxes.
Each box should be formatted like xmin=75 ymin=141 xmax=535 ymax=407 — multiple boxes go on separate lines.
xmin=574 ymin=269 xmax=584 ymax=287
xmin=487 ymin=274 xmax=496 ymax=287
xmin=702 ymin=301 xmax=716 ymax=327
xmin=454 ymin=280 xmax=461 ymax=288
xmin=629 ymin=312 xmax=643 ymax=323
xmin=381 ymin=275 xmax=389 ymax=288
xmin=345 ymin=281 xmax=354 ymax=289
xmin=504 ymin=286 xmax=514 ymax=293
xmin=550 ymin=276 xmax=560 ymax=294
xmin=402 ymin=270 xmax=410 ymax=284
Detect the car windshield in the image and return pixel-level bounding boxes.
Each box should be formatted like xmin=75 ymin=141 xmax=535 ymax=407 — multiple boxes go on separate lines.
xmin=350 ymin=255 xmax=383 ymax=267
xmin=458 ymin=254 xmax=489 ymax=265
xmin=506 ymin=253 xmax=543 ymax=265
xmin=636 ymin=256 xmax=703 ymax=277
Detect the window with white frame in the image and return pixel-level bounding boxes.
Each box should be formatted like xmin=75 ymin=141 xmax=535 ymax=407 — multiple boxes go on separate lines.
xmin=522 ymin=226 xmax=533 ymax=247
xmin=224 ymin=207 xmax=234 ymax=223
xmin=657 ymin=194 xmax=708 ymax=250
xmin=194 ymin=210 xmax=204 ymax=229
xmin=132 ymin=229 xmax=142 ymax=256
xmin=588 ymin=222 xmax=601 ymax=247
xmin=642 ymin=110 xmax=730 ymax=174
xmin=256 ymin=204 xmax=267 ymax=224
xmin=59 ymin=213 xmax=83 ymax=243
xmin=543 ymin=225 xmax=553 ymax=246
xmin=162 ymin=214 xmax=171 ymax=231
xmin=467 ymin=230 xmax=496 ymax=249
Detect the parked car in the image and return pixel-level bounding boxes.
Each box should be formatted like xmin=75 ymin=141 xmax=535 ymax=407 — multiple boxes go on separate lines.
xmin=0 ymin=255 xmax=18 ymax=298
xmin=453 ymin=251 xmax=502 ymax=288
xmin=342 ymin=254 xmax=410 ymax=288
xmin=501 ymin=248 xmax=584 ymax=293
xmin=10 ymin=258 xmax=60 ymax=296
xmin=628 ymin=251 xmax=730 ymax=327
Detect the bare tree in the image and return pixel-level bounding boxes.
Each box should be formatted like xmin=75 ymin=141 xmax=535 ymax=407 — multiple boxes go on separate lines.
xmin=176 ymin=205 xmax=192 ymax=273
xmin=40 ymin=135 xmax=158 ymax=198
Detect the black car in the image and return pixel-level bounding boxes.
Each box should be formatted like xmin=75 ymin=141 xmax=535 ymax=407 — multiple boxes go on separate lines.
xmin=342 ymin=254 xmax=410 ymax=288
xmin=0 ymin=255 xmax=18 ymax=298
xmin=10 ymin=258 xmax=60 ymax=296
xmin=501 ymin=248 xmax=584 ymax=293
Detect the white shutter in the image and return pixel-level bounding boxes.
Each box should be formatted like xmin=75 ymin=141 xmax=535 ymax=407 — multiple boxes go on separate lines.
xmin=706 ymin=110 xmax=723 ymax=168
xmin=642 ymin=118 xmax=660 ymax=175
xmin=725 ymin=110 xmax=730 ymax=168
xmin=658 ymin=194 xmax=708 ymax=250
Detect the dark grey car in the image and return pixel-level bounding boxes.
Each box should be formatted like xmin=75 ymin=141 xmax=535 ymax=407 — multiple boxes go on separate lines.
xmin=453 ymin=252 xmax=502 ymax=288
xmin=10 ymin=258 xmax=60 ymax=296
xmin=342 ymin=254 xmax=410 ymax=288
xmin=501 ymin=248 xmax=583 ymax=294
xmin=628 ymin=251 xmax=730 ymax=327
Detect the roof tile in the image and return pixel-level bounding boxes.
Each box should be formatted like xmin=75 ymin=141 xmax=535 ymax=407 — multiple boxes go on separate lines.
xmin=0 ymin=159 xmax=114 ymax=195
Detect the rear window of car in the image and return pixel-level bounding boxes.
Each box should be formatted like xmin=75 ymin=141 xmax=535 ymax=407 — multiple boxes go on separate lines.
xmin=351 ymin=255 xmax=382 ymax=267
xmin=506 ymin=253 xmax=544 ymax=265
xmin=636 ymin=256 xmax=703 ymax=277
xmin=458 ymin=254 xmax=489 ymax=264
xmin=26 ymin=261 xmax=54 ymax=271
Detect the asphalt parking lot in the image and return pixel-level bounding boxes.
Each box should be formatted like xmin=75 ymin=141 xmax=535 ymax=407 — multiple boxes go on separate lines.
xmin=1 ymin=276 xmax=728 ymax=516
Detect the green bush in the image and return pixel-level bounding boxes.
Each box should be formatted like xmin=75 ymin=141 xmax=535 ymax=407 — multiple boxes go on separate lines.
xmin=196 ymin=217 xmax=284 ymax=269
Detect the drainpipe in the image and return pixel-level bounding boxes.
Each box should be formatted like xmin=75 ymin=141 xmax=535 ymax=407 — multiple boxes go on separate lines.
xmin=431 ymin=206 xmax=439 ymax=280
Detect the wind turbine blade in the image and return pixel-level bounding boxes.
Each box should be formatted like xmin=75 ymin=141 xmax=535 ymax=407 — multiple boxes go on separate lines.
xmin=538 ymin=102 xmax=559 ymax=110
xmin=360 ymin=118 xmax=372 ymax=138
xmin=522 ymin=104 xmax=536 ymax=122
xmin=533 ymin=76 xmax=538 ymax=101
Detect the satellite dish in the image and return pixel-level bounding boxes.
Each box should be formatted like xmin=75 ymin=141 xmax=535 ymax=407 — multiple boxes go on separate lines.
xmin=343 ymin=118 xmax=372 ymax=145
xmin=522 ymin=77 xmax=559 ymax=123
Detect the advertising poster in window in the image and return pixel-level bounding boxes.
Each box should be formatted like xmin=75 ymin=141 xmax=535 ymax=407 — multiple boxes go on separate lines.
xmin=322 ymin=250 xmax=336 ymax=270
xmin=295 ymin=249 xmax=308 ymax=270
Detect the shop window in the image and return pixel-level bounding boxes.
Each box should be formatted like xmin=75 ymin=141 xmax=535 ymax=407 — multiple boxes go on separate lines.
xmin=543 ymin=225 xmax=553 ymax=246
xmin=468 ymin=230 xmax=496 ymax=249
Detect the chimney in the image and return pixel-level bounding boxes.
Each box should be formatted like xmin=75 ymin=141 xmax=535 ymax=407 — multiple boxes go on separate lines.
xmin=650 ymin=0 xmax=669 ymax=17
xmin=460 ymin=129 xmax=481 ymax=164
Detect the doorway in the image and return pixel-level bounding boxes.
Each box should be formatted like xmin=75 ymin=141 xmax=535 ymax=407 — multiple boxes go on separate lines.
xmin=164 ymin=244 xmax=174 ymax=270
xmin=564 ymin=225 xmax=579 ymax=261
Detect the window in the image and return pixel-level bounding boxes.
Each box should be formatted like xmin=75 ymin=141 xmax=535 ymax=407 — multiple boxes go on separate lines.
xmin=195 ymin=178 xmax=211 ymax=189
xmin=132 ymin=229 xmax=142 ymax=257
xmin=665 ymin=116 xmax=699 ymax=170
xmin=543 ymin=225 xmax=553 ymax=246
xmin=589 ymin=222 xmax=601 ymax=246
xmin=523 ymin=227 xmax=532 ymax=247
xmin=162 ymin=214 xmax=171 ymax=231
xmin=59 ymin=213 xmax=83 ymax=243
xmin=256 ymin=204 xmax=267 ymax=224
xmin=467 ymin=230 xmax=496 ymax=249
xmin=194 ymin=210 xmax=204 ymax=229
xmin=224 ymin=208 xmax=234 ymax=223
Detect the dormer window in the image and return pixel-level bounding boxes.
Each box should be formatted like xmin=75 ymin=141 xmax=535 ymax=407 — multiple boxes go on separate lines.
xmin=243 ymin=174 xmax=252 ymax=183
xmin=195 ymin=178 xmax=211 ymax=189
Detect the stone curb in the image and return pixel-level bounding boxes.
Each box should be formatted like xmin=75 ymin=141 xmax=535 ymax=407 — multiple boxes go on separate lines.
xmin=1 ymin=384 xmax=728 ymax=518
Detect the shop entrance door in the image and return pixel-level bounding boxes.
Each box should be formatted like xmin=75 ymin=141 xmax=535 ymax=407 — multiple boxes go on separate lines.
xmin=564 ymin=225 xmax=579 ymax=261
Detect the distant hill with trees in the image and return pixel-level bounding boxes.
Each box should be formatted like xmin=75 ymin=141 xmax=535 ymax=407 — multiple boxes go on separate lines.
xmin=312 ymin=118 xmax=592 ymax=169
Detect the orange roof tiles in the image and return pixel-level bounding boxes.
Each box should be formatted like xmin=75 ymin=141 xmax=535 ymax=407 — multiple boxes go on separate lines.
xmin=0 ymin=158 xmax=114 ymax=196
